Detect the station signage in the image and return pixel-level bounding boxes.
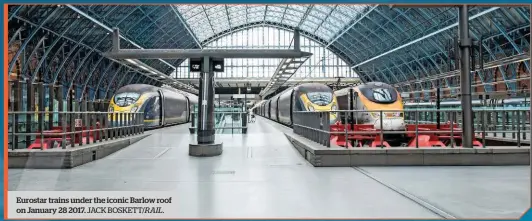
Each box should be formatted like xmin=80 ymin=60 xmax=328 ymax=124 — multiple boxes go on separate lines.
xmin=188 ymin=58 xmax=224 ymax=72
xmin=189 ymin=58 xmax=202 ymax=72
xmin=212 ymin=58 xmax=224 ymax=72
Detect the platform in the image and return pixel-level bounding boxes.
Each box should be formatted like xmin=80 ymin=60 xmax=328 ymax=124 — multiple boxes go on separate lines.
xmin=285 ymin=130 xmax=530 ymax=166
xmin=8 ymin=118 xmax=530 ymax=218
xmin=483 ymin=133 xmax=531 ymax=145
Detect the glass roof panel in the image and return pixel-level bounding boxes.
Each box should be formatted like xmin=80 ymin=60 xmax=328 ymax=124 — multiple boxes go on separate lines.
xmin=286 ymin=7 xmax=305 ymax=17
xmin=269 ymin=6 xmax=285 ymax=12
xmin=248 ymin=6 xmax=266 ymax=13
xmin=314 ymin=5 xmax=333 ymax=15
xmin=230 ymin=16 xmax=247 ymax=27
xmin=248 ymin=14 xmax=264 ymax=23
xmin=288 ymin=5 xmax=306 ymax=12
xmin=173 ymin=4 xmax=370 ymax=42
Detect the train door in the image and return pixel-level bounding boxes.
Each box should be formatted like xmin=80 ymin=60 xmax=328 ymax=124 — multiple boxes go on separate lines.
xmin=289 ymin=90 xmax=294 ymax=125
xmin=275 ymin=97 xmax=280 ymax=121
xmin=158 ymin=90 xmax=165 ymax=126
xmin=185 ymin=96 xmax=191 ymax=123
xmin=268 ymin=100 xmax=272 ymax=118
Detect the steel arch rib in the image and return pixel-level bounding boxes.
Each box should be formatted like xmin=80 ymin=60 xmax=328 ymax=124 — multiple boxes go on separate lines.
xmin=354 ymin=23 xmax=402 ymax=84
xmin=30 ymin=18 xmax=81 ymax=83
xmin=67 ymin=36 xmax=107 ymax=92
xmin=115 ymin=6 xmax=141 ymax=27
xmin=150 ymin=24 xmax=193 ymax=48
xmin=67 ymin=5 xmax=177 ymax=77
xmin=492 ymin=20 xmax=530 ymax=71
xmin=133 ymin=75 xmax=144 ymax=85
xmin=137 ymin=75 xmax=148 ymax=84
xmin=40 ymin=41 xmax=68 ymax=83
xmin=352 ymin=7 xmax=501 ymax=69
xmin=136 ymin=7 xmax=174 ymax=40
xmin=7 ymin=27 xmax=24 ymax=47
xmin=126 ymin=73 xmax=140 ymax=85
xmin=115 ymin=69 xmax=133 ymax=91
xmin=79 ymin=56 xmax=106 ymax=100
xmin=104 ymin=67 xmax=126 ymax=99
xmin=19 ymin=35 xmax=48 ymax=79
xmin=7 ymin=7 xmax=61 ymax=75
xmin=377 ymin=8 xmax=450 ymax=87
xmin=470 ymin=30 xmax=512 ymax=90
xmin=341 ymin=23 xmax=400 ymax=83
xmin=8 ymin=5 xmax=23 ymax=21
xmin=355 ymin=21 xmax=409 ymax=84
xmin=127 ymin=75 xmax=138 ymax=86
xmin=51 ymin=26 xmax=98 ymax=84
xmin=94 ymin=63 xmax=117 ymax=100
xmin=326 ymin=5 xmax=378 ymax=48
xmin=171 ymin=6 xmax=202 ymax=48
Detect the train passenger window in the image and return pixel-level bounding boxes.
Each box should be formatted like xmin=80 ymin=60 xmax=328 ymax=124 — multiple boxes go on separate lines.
xmin=114 ymin=93 xmax=140 ymax=107
xmin=307 ymin=92 xmax=332 ymax=106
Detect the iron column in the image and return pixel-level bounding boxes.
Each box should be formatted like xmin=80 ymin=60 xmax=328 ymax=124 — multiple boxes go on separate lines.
xmin=459 ymin=5 xmax=473 ymax=148
xmin=525 ymin=4 xmax=532 ymax=206
xmin=197 ymin=56 xmax=216 ymax=144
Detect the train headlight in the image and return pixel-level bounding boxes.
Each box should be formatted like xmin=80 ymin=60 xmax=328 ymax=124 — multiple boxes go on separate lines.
xmin=109 ymin=106 xmax=114 ymax=112
xmin=308 ymin=105 xmax=315 ymax=111
xmin=331 ymin=105 xmax=337 ymax=111
xmin=131 ymin=106 xmax=138 ymax=112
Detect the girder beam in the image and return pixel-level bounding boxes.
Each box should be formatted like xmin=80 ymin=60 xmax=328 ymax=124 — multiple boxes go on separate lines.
xmin=351 ymin=7 xmax=500 ymax=69
xmin=394 ymin=53 xmax=529 ymax=88
xmin=176 ymin=77 xmax=362 ymax=87
xmin=67 ymin=5 xmax=179 ymax=75
xmin=259 ymin=56 xmax=310 ymax=97
xmin=105 ymin=28 xmax=311 ymax=59
xmin=326 ymin=5 xmax=378 ymax=48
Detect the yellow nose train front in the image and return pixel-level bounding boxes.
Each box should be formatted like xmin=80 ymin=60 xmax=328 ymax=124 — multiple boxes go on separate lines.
xmin=300 ymin=94 xmax=338 ymax=124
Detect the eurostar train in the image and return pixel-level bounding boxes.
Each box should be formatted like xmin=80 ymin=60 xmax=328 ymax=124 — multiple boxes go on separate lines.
xmin=335 ymin=81 xmax=406 ymax=131
xmin=108 ymin=84 xmax=198 ymax=128
xmin=255 ymin=83 xmax=338 ymax=126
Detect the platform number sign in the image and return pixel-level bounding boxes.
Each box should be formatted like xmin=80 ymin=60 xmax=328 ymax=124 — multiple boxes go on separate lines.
xmin=75 ymin=119 xmax=83 ymax=127
xmin=189 ymin=58 xmax=202 ymax=72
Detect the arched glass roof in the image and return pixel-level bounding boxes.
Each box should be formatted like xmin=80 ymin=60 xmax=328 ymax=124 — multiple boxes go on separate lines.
xmin=172 ymin=26 xmax=357 ymax=88
xmin=7 ymin=4 xmax=530 ymax=97
xmin=175 ymin=5 xmax=369 ymax=42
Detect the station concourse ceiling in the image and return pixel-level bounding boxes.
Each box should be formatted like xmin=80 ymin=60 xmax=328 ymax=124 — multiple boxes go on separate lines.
xmin=7 ymin=5 xmax=530 ymax=97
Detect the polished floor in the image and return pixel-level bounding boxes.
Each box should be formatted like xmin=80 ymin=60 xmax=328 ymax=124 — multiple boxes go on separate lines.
xmin=8 ymin=118 xmax=530 ymax=218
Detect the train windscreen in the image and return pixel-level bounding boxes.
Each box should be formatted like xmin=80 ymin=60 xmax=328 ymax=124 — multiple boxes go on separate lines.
xmin=114 ymin=92 xmax=140 ymax=107
xmin=360 ymin=87 xmax=397 ymax=104
xmin=307 ymin=92 xmax=332 ymax=106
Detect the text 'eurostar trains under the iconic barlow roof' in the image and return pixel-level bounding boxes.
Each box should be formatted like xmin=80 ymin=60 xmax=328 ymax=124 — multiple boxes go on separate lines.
xmin=108 ymin=84 xmax=198 ymax=128
xmin=255 ymin=83 xmax=338 ymax=126
xmin=334 ymin=82 xmax=406 ymax=131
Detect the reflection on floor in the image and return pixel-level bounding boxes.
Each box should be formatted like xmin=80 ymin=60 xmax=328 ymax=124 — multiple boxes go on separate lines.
xmin=8 ymin=118 xmax=529 ymax=218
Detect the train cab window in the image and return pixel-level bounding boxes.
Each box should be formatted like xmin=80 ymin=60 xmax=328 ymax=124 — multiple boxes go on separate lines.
xmin=307 ymin=92 xmax=332 ymax=106
xmin=360 ymin=87 xmax=397 ymax=104
xmin=114 ymin=93 xmax=140 ymax=107
xmin=372 ymin=88 xmax=393 ymax=102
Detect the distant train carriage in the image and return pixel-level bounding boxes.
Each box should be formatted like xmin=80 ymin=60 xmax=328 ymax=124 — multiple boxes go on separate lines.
xmin=256 ymin=83 xmax=338 ymax=126
xmin=109 ymin=84 xmax=198 ymax=128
